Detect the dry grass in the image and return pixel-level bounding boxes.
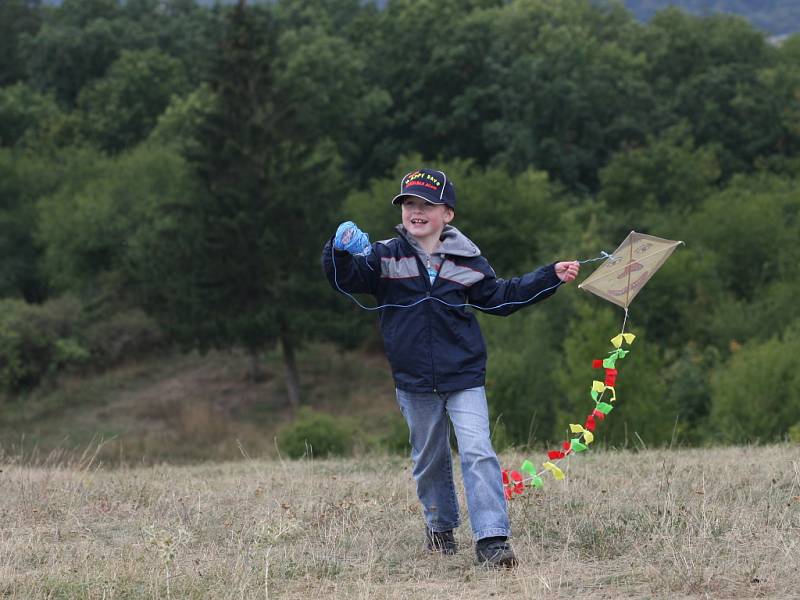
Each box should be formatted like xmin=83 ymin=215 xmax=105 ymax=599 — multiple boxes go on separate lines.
xmin=1 ymin=445 xmax=799 ymax=599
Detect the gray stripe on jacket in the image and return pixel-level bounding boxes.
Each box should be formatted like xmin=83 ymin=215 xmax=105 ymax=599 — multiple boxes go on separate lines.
xmin=438 ymin=259 xmax=485 ymax=287
xmin=381 ymin=256 xmax=420 ymax=279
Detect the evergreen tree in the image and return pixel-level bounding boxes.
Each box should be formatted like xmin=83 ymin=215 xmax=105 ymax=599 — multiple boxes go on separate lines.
xmin=140 ymin=1 xmax=343 ymax=408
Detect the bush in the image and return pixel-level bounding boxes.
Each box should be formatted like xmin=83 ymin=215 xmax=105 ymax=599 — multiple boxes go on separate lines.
xmin=278 ymin=408 xmax=356 ymax=458
xmin=789 ymin=423 xmax=800 ymax=444
xmin=83 ymin=308 xmax=164 ymax=367
xmin=710 ymin=321 xmax=800 ymax=443
xmin=0 ymin=297 xmax=88 ymax=392
xmin=377 ymin=412 xmax=411 ymax=455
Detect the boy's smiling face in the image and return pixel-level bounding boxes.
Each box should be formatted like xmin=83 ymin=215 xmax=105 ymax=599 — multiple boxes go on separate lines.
xmin=400 ymin=196 xmax=454 ymax=242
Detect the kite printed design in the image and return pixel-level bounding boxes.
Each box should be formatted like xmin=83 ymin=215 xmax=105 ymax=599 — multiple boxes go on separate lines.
xmin=502 ymin=231 xmax=682 ymax=499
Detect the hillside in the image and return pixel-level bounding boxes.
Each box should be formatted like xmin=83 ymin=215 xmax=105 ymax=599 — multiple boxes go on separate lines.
xmin=0 ymin=344 xmax=398 ymax=465
xmin=37 ymin=0 xmax=800 ymax=36
xmin=622 ymin=0 xmax=800 ymax=36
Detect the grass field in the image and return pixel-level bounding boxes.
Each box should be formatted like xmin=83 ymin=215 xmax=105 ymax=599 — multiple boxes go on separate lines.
xmin=2 ymin=444 xmax=798 ymax=599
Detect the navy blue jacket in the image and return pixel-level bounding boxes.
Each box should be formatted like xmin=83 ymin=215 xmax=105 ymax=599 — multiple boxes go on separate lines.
xmin=322 ymin=226 xmax=561 ymax=393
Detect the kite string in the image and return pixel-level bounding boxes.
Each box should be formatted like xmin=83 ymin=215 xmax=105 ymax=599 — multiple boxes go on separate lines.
xmin=331 ymin=245 xmax=614 ymax=312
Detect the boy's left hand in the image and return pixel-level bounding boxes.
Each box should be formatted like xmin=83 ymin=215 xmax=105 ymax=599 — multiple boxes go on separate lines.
xmin=555 ymin=261 xmax=580 ymax=283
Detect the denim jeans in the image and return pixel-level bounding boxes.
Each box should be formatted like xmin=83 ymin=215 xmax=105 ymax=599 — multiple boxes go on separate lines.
xmin=395 ymin=386 xmax=510 ymax=541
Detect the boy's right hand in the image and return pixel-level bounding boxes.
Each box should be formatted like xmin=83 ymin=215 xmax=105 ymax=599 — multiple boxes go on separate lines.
xmin=334 ymin=221 xmax=371 ymax=255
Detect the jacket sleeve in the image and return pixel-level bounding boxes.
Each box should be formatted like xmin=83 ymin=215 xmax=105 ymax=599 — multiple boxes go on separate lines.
xmin=467 ymin=260 xmax=562 ymax=316
xmin=321 ymin=236 xmax=381 ymax=296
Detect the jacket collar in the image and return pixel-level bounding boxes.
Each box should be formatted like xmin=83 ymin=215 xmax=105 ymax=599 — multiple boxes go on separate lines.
xmin=395 ymin=224 xmax=481 ymax=258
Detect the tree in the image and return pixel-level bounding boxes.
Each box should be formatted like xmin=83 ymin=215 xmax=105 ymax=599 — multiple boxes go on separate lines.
xmin=642 ymin=9 xmax=785 ymax=175
xmin=710 ymin=322 xmax=800 ymax=443
xmin=0 ymin=148 xmax=62 ymax=301
xmin=120 ymin=0 xmax=224 ymax=87
xmin=467 ymin=0 xmax=656 ymax=191
xmin=76 ymin=48 xmax=189 ymax=152
xmin=35 ymin=145 xmax=196 ymax=299
xmin=138 ymin=2 xmax=345 ymax=408
xmin=0 ymin=84 xmax=67 ymax=149
xmin=19 ymin=2 xmax=128 ymax=106
xmin=361 ymin=0 xmax=504 ymax=175
xmin=0 ymin=0 xmax=42 ymax=87
xmin=598 ymin=125 xmax=721 ymax=237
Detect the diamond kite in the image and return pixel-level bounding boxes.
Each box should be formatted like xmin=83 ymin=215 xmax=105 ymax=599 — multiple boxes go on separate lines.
xmin=578 ymin=231 xmax=683 ymax=309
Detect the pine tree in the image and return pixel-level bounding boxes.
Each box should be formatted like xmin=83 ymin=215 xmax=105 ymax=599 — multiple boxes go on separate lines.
xmin=141 ymin=1 xmax=344 ymax=408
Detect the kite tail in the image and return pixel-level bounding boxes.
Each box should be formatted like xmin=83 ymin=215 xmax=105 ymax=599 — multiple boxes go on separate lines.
xmin=503 ymin=323 xmax=636 ymax=498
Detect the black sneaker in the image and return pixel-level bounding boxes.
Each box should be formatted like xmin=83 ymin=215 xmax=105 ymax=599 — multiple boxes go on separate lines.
xmin=475 ymin=537 xmax=518 ymax=568
xmin=425 ymin=528 xmax=457 ymax=555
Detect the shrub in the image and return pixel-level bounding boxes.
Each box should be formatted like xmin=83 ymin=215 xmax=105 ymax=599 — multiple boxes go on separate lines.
xmin=0 ymin=297 xmax=88 ymax=392
xmin=83 ymin=308 xmax=164 ymax=367
xmin=710 ymin=321 xmax=800 ymax=442
xmin=278 ymin=408 xmax=356 ymax=458
xmin=789 ymin=423 xmax=800 ymax=444
xmin=377 ymin=412 xmax=411 ymax=455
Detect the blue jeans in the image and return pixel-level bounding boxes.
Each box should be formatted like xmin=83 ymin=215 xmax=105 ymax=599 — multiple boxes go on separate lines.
xmin=395 ymin=386 xmax=510 ymax=541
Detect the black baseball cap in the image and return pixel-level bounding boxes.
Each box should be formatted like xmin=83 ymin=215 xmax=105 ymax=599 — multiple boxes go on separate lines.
xmin=391 ymin=169 xmax=456 ymax=210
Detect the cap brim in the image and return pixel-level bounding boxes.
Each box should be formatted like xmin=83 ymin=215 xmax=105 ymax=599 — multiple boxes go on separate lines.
xmin=391 ymin=193 xmax=448 ymax=206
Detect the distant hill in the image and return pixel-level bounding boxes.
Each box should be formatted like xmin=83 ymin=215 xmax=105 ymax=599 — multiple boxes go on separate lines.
xmin=367 ymin=0 xmax=800 ymax=38
xmin=38 ymin=1 xmax=800 ymax=37
xmin=620 ymin=1 xmax=800 ymax=36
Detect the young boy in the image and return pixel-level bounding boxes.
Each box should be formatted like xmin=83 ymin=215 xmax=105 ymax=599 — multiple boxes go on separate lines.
xmin=321 ymin=169 xmax=579 ymax=568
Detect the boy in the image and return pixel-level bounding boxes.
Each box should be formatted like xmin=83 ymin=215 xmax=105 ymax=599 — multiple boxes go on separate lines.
xmin=322 ymin=169 xmax=579 ymax=568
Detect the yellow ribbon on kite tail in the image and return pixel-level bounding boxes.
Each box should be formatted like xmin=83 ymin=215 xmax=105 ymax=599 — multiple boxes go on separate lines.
xmin=611 ymin=333 xmax=636 ymax=348
xmin=543 ymin=461 xmax=565 ymax=480
xmin=570 ymin=424 xmax=594 ymax=444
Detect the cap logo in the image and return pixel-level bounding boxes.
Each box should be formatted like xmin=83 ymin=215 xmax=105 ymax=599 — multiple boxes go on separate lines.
xmin=403 ymin=171 xmax=442 ymax=193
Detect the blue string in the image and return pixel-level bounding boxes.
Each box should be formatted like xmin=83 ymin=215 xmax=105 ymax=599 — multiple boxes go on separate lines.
xmin=331 ymin=245 xmax=612 ymax=312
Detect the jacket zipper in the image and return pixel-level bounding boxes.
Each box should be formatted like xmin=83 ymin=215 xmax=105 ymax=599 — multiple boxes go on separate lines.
xmin=415 ymin=252 xmax=437 ymax=393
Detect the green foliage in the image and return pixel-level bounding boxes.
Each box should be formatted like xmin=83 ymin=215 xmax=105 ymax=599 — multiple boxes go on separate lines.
xmin=147 ymin=84 xmax=216 ymax=151
xmin=376 ymin=412 xmax=411 ymax=454
xmin=484 ymin=0 xmax=654 ymax=191
xmin=142 ymin=3 xmax=346 ymax=366
xmin=687 ymin=173 xmax=800 ymax=303
xmin=710 ymin=322 xmax=800 ymax=442
xmin=598 ymin=125 xmax=720 ymax=229
xmin=0 ymin=84 xmax=67 ymax=149
xmin=0 ymin=0 xmax=42 ymax=87
xmin=0 ymin=296 xmax=88 ymax=393
xmin=0 ymin=294 xmax=165 ymax=394
xmin=274 ymin=23 xmax=391 ymax=172
xmin=485 ymin=308 xmax=566 ymax=447
xmin=36 ymin=144 xmax=196 ymax=294
xmin=20 ymin=13 xmax=128 ymax=106
xmin=0 ymin=0 xmax=798 ymax=450
xmin=278 ymin=408 xmax=356 ymax=458
xmin=0 ymin=148 xmax=67 ymax=301
xmin=644 ymin=9 xmax=782 ymax=175
xmin=76 ymin=48 xmax=189 ymax=152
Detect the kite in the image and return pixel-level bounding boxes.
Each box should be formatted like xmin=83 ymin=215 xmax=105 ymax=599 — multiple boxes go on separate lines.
xmin=578 ymin=231 xmax=683 ymax=312
xmin=502 ymin=231 xmax=683 ymax=500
